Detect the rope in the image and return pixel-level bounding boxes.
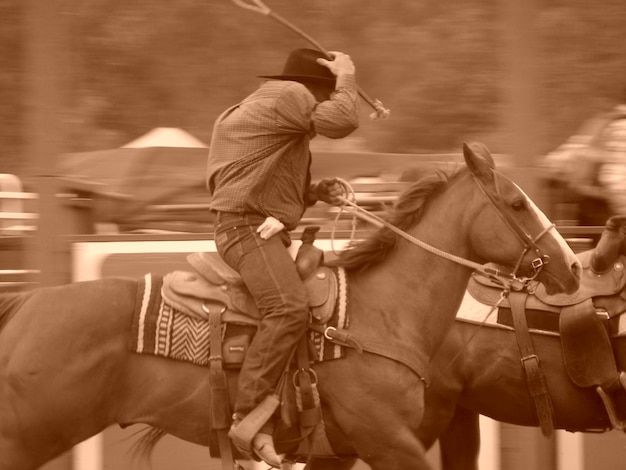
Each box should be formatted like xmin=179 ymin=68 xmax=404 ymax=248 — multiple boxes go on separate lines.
xmin=230 ymin=0 xmax=390 ymax=119
xmin=333 ymin=178 xmax=515 ymax=283
xmin=330 ymin=179 xmax=358 ymax=255
xmin=443 ymin=289 xmax=509 ymax=371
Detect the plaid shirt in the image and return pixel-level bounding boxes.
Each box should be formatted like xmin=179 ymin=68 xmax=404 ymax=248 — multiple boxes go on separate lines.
xmin=206 ymin=74 xmax=359 ymax=230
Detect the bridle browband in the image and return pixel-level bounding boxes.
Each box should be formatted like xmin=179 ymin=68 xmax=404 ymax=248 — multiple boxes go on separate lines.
xmin=337 ymin=170 xmax=555 ymax=289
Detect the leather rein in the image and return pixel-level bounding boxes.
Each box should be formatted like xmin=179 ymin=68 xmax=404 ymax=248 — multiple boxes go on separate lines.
xmin=337 ymin=170 xmax=554 ymax=290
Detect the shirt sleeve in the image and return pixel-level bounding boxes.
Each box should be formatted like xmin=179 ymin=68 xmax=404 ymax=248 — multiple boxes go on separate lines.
xmin=312 ymin=74 xmax=360 ymax=139
xmin=274 ymin=82 xmax=318 ymax=135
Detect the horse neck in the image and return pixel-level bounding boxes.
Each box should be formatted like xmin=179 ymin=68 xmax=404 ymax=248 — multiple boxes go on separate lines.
xmin=348 ymin=180 xmax=476 ymax=358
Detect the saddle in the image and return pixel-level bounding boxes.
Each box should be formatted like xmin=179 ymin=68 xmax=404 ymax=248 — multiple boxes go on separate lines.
xmin=468 ymin=251 xmax=626 ymax=312
xmin=162 ymin=252 xmax=338 ymax=328
xmin=467 ymin=250 xmax=626 ymax=434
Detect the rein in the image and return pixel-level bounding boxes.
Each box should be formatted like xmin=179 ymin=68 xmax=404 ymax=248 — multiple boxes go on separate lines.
xmin=335 ymin=172 xmax=553 ymax=289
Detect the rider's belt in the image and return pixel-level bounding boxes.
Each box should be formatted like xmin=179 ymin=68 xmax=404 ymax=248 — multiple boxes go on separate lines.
xmin=214 ymin=211 xmax=291 ymax=247
xmin=214 ymin=211 xmax=267 ymax=231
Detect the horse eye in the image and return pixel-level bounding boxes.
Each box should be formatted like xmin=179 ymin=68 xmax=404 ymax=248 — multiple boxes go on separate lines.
xmin=511 ymin=199 xmax=526 ymax=211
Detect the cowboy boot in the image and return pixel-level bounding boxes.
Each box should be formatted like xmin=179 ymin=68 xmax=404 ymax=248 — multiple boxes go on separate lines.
xmin=252 ymin=432 xmax=282 ymax=468
xmin=229 ymin=395 xmax=282 ymax=467
xmin=229 ymin=424 xmax=281 ymax=468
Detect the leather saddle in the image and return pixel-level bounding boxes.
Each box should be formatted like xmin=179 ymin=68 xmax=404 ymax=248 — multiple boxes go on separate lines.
xmin=468 ymin=251 xmax=626 ymax=314
xmin=468 ymin=250 xmax=626 ymax=391
xmin=161 ymin=251 xmax=338 ymax=328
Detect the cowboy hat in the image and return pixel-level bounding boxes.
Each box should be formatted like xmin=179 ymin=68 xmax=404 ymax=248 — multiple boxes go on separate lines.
xmin=259 ymin=48 xmax=336 ymax=86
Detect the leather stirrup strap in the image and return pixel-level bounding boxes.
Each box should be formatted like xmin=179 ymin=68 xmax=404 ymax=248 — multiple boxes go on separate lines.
xmin=293 ymin=339 xmax=336 ymax=457
xmin=509 ymin=292 xmax=555 ymax=437
xmin=296 ymin=339 xmax=320 ymax=427
xmin=208 ymin=310 xmax=234 ymax=470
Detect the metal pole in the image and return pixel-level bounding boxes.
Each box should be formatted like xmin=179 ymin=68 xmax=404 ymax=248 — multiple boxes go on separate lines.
xmin=500 ymin=1 xmax=557 ymax=469
xmin=503 ymin=0 xmax=545 ymax=208
xmin=23 ymin=0 xmax=71 ymax=290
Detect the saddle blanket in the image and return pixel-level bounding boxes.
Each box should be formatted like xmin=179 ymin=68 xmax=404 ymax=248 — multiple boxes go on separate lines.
xmin=131 ymin=273 xmax=349 ymax=367
xmin=457 ymin=289 xmax=626 ymax=336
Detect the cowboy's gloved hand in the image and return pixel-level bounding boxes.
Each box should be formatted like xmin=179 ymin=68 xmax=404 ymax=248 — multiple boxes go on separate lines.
xmin=592 ymin=215 xmax=626 ymax=273
xmin=257 ymin=216 xmax=285 ymax=240
xmin=317 ymin=51 xmax=355 ymax=77
xmin=315 ymin=178 xmax=344 ymax=206
xmin=605 ymin=215 xmax=626 ymax=236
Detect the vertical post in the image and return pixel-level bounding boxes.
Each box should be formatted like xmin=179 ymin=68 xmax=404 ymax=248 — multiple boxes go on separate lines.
xmin=500 ymin=2 xmax=557 ymax=470
xmin=500 ymin=423 xmax=557 ymax=470
xmin=503 ymin=0 xmax=546 ymax=209
xmin=22 ymin=0 xmax=73 ymax=463
xmin=23 ymin=0 xmax=71 ymax=290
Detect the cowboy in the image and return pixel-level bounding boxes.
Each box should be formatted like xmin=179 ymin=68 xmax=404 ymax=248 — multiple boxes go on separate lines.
xmin=206 ymin=48 xmax=359 ymax=466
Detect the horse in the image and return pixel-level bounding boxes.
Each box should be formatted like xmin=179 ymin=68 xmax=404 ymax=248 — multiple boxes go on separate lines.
xmin=0 ymin=142 xmax=580 ymax=470
xmin=413 ymin=216 xmax=626 ymax=470
xmin=325 ymin=216 xmax=626 ymax=470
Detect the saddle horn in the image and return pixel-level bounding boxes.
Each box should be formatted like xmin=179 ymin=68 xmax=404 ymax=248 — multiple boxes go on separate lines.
xmin=591 ymin=216 xmax=626 ymax=273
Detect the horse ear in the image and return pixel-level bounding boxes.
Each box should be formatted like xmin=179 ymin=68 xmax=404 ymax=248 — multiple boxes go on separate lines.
xmin=463 ymin=142 xmax=496 ymax=180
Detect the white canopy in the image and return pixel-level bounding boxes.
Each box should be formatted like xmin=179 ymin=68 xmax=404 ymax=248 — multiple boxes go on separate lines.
xmin=122 ymin=127 xmax=207 ymax=148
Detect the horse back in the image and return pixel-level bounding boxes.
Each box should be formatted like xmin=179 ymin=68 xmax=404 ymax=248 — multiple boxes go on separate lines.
xmin=0 ymin=277 xmax=142 ymax=469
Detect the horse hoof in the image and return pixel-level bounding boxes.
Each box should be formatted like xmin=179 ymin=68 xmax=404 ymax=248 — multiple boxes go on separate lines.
xmin=253 ymin=432 xmax=282 ymax=468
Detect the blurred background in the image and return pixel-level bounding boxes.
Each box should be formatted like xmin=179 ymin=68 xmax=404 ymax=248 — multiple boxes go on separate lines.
xmin=3 ymin=0 xmax=626 ymax=238
xmin=3 ymin=1 xmax=626 ymax=469
xmin=2 ymin=0 xmax=625 ymax=168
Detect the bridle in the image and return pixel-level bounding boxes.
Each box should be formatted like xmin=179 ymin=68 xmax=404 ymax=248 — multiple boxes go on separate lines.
xmin=337 ymin=170 xmax=554 ymax=290
xmin=471 ymin=170 xmax=553 ymax=286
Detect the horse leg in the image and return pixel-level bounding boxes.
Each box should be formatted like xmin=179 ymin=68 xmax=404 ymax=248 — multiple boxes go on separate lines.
xmin=318 ymin=357 xmax=434 ymax=470
xmin=438 ymin=406 xmax=480 ymax=470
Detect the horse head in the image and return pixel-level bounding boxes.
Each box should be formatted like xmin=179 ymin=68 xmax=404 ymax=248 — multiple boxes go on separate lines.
xmin=463 ymin=142 xmax=581 ymax=295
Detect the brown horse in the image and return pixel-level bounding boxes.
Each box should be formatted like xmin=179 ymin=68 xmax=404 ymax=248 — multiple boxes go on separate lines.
xmin=323 ymin=217 xmax=626 ymax=470
xmin=0 ymin=143 xmax=580 ymax=470
xmin=413 ymin=218 xmax=626 ymax=470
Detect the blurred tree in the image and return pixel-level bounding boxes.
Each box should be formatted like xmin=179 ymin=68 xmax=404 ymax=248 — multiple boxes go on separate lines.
xmin=0 ymin=0 xmax=23 ymax=173
xmin=1 ymin=0 xmax=625 ymax=173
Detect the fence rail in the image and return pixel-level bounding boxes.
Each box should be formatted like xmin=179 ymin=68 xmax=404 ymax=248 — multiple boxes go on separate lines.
xmin=0 ymin=173 xmax=607 ymax=292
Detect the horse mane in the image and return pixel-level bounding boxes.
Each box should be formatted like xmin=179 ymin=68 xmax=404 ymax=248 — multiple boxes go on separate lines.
xmin=331 ymin=167 xmax=464 ymax=272
xmin=0 ymin=291 xmax=32 ymax=331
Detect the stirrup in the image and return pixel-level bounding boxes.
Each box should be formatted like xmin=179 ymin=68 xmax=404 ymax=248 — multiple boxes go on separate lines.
xmin=228 ymin=395 xmax=281 ymax=453
xmin=596 ymin=386 xmax=626 ymax=431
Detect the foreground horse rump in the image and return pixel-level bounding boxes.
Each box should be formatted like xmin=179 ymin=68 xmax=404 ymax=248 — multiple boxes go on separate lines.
xmin=0 ymin=143 xmax=580 ymax=470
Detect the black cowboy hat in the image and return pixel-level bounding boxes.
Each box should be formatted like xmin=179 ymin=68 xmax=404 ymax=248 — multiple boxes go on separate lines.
xmin=259 ymin=48 xmax=336 ymax=86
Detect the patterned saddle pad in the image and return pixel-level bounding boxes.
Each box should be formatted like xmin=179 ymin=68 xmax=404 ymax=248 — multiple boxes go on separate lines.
xmin=130 ymin=273 xmax=350 ymax=367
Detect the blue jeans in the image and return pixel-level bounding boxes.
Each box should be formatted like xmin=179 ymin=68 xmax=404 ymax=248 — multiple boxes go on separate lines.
xmin=214 ymin=212 xmax=309 ymax=417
